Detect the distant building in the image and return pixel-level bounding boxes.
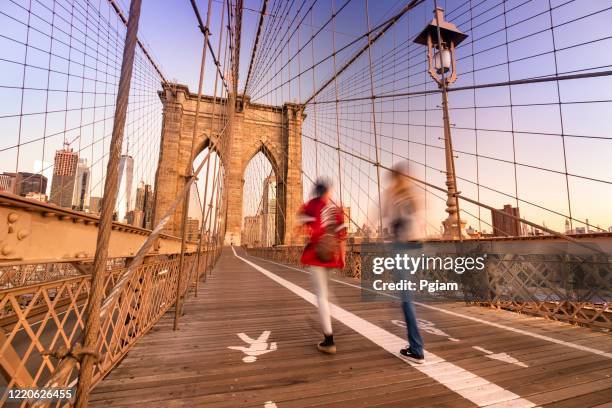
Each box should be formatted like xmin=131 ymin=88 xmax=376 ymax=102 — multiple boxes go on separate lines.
xmin=49 ymin=149 xmax=79 ymax=208
xmin=261 ymin=174 xmax=276 ymax=246
xmin=72 ymin=159 xmax=90 ymax=211
xmin=0 ymin=173 xmax=15 ymax=192
xmin=133 ymin=181 xmax=154 ymax=228
xmin=574 ymin=226 xmax=586 ymax=234
xmin=132 ymin=210 xmax=144 ymax=227
xmin=186 ymin=217 xmax=200 ymax=241
xmin=126 ymin=210 xmax=135 ymax=225
xmin=13 ymin=172 xmax=48 ymax=197
xmin=491 ymin=204 xmax=521 ymax=237
xmin=89 ymin=196 xmax=103 ymax=214
xmin=116 ymin=155 xmax=134 ymax=223
xmin=25 ymin=191 xmax=48 ymax=202
xmin=0 ymin=172 xmax=47 ymax=197
xmin=135 ymin=181 xmax=146 ymax=211
xmin=243 ymin=215 xmax=262 ymax=247
xmin=341 ymin=207 xmax=352 ymax=234
xmin=135 ymin=181 xmax=146 ymax=227
xmin=143 ymin=184 xmax=154 ymax=229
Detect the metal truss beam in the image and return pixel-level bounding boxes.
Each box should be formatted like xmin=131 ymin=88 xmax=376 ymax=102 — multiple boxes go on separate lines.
xmin=0 ymin=193 xmax=196 ymax=266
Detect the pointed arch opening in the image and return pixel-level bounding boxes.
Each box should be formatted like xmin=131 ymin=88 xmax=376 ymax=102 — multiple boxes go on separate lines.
xmin=241 ymin=147 xmax=281 ymax=248
xmin=187 ymin=143 xmax=224 ymax=244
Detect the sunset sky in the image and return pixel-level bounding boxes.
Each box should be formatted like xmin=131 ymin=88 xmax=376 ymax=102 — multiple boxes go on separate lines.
xmin=1 ymin=0 xmax=611 ymax=236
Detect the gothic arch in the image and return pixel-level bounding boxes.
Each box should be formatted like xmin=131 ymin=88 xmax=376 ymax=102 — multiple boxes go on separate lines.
xmin=242 ymin=141 xmax=280 ymax=181
xmin=154 ymin=83 xmax=303 ymax=245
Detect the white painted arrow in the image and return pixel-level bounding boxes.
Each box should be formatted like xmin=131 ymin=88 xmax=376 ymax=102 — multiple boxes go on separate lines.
xmin=473 ymin=346 xmax=528 ymax=368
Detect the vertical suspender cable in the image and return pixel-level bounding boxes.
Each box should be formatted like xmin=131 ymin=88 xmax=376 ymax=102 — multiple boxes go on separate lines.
xmin=175 ymin=0 xmax=214 ymax=330
xmin=195 ymin=0 xmax=227 ymax=296
xmin=364 ymin=0 xmax=384 ymax=238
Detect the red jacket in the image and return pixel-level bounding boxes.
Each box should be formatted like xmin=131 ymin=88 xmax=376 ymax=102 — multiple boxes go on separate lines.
xmin=299 ymin=197 xmax=346 ymax=268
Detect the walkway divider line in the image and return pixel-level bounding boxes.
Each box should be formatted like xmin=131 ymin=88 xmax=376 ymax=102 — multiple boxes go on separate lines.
xmin=232 ymin=247 xmax=538 ymax=408
xmin=256 ymin=255 xmax=612 ymax=360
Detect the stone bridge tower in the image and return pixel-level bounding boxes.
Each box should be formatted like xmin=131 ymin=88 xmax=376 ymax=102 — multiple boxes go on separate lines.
xmin=153 ymin=83 xmax=304 ymax=246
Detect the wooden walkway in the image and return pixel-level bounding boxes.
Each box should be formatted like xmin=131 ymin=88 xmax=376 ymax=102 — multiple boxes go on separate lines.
xmin=89 ymin=248 xmax=612 ymax=408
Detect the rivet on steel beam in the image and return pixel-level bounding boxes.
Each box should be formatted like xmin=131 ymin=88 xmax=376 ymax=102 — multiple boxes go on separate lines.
xmin=17 ymin=230 xmax=29 ymax=240
xmin=7 ymin=212 xmax=18 ymax=223
xmin=1 ymin=244 xmax=14 ymax=256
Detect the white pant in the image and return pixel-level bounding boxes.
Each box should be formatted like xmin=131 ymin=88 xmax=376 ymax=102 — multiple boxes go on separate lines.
xmin=310 ymin=266 xmax=332 ymax=335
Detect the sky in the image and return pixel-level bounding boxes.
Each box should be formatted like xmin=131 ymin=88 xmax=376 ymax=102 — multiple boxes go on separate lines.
xmin=0 ymin=0 xmax=611 ymax=236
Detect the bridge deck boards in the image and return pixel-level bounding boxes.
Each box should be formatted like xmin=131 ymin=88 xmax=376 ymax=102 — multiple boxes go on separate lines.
xmin=89 ymin=249 xmax=612 ymax=408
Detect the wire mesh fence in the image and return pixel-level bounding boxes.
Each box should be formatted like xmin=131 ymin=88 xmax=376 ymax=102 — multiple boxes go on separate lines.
xmin=0 ymin=0 xmax=163 ymax=226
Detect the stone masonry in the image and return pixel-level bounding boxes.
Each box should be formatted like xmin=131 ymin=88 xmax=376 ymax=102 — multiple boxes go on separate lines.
xmin=153 ymin=83 xmax=304 ymax=246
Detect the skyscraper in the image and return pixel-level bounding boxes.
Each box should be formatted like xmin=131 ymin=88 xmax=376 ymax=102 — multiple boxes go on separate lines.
xmin=133 ymin=181 xmax=147 ymax=227
xmin=143 ymin=184 xmax=154 ymax=229
xmin=72 ymin=158 xmax=90 ymax=211
xmin=135 ymin=181 xmax=146 ymax=212
xmin=261 ymin=174 xmax=276 ymax=246
xmin=116 ymin=155 xmax=134 ymax=223
xmin=49 ymin=149 xmax=79 ymax=208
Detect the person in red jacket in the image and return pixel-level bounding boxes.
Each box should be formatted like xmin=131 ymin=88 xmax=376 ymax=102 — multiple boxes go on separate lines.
xmin=299 ymin=179 xmax=346 ymax=354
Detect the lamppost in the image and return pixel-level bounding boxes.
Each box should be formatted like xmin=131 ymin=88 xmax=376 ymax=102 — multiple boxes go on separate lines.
xmin=414 ymin=7 xmax=468 ymax=240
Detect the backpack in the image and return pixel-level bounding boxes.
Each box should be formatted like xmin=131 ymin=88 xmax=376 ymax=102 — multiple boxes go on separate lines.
xmin=315 ymin=205 xmax=340 ymax=263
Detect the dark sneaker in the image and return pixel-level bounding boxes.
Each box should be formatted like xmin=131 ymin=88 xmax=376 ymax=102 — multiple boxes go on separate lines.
xmin=317 ymin=334 xmax=336 ymax=354
xmin=400 ymin=347 xmax=424 ymax=364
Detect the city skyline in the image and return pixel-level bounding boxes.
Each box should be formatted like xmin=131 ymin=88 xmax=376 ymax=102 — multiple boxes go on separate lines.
xmin=0 ymin=146 xmax=155 ymax=230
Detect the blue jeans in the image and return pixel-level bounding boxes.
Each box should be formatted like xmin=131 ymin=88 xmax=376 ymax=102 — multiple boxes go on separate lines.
xmin=391 ymin=242 xmax=424 ymax=356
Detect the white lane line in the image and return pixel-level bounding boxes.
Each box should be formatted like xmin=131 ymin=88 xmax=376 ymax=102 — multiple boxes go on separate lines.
xmin=254 ymin=256 xmax=612 ymax=360
xmin=232 ymin=247 xmax=537 ymax=408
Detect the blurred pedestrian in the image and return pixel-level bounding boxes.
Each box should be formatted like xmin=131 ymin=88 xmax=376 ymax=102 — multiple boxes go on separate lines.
xmin=299 ymin=178 xmax=347 ymax=354
xmin=382 ymin=163 xmax=426 ymax=363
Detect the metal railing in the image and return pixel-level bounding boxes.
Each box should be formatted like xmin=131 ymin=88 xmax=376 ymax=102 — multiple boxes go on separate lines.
xmin=0 ymin=248 xmax=221 ymax=406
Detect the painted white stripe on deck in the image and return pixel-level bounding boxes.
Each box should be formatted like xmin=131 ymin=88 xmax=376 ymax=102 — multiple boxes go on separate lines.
xmin=257 ymin=256 xmax=612 ymax=360
xmin=232 ymin=247 xmax=536 ymax=408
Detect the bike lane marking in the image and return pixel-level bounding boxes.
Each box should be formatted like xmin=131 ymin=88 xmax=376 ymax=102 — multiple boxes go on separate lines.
xmin=233 ymin=247 xmax=537 ymax=408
